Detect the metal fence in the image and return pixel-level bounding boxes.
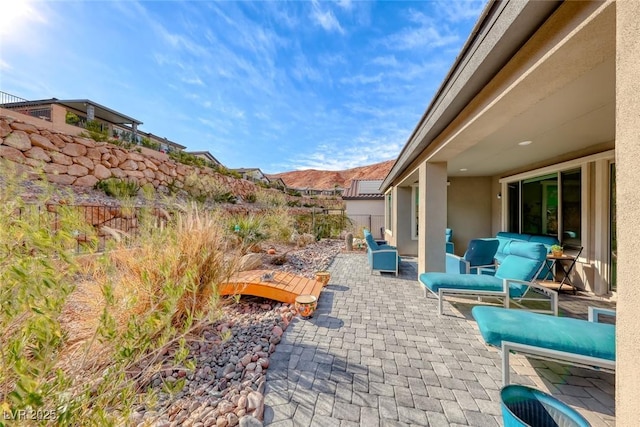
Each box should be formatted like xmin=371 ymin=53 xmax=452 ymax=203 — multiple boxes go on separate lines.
xmin=12 ymin=203 xmax=379 ymax=253
xmin=15 ymin=204 xmax=161 ymax=253
xmin=0 ymin=91 xmax=52 ymax=121
xmin=347 ymin=214 xmax=385 ymax=239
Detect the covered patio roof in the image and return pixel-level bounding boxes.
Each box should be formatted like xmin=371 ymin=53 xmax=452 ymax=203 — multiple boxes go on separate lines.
xmin=383 ymin=1 xmax=614 ymax=188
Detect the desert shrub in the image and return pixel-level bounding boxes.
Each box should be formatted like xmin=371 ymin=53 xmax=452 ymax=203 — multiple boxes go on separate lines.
xmin=255 ymin=189 xmax=286 ymax=207
xmin=1 ymin=163 xmax=239 ymax=423
xmin=293 ymin=211 xmax=347 ymax=239
xmin=183 ymin=172 xmax=236 ymax=204
xmin=95 ymin=178 xmax=141 ymax=198
xmin=169 ymin=151 xmax=206 ymax=168
xmin=0 ymin=164 xmax=98 ymax=423
xmin=263 ymin=207 xmax=296 ymax=243
xmin=244 ymin=193 xmax=257 ymax=203
xmin=228 ymin=213 xmax=268 ymax=253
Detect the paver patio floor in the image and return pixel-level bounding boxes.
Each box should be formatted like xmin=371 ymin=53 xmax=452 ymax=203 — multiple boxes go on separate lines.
xmin=264 ymin=253 xmax=615 ymax=426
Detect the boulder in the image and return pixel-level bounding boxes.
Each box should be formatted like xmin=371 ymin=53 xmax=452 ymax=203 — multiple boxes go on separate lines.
xmin=93 ymin=164 xmax=112 ymax=180
xmin=29 ymin=133 xmax=60 ymax=152
xmin=25 ymin=146 xmax=51 ymax=162
xmin=74 ymin=175 xmax=99 ymax=187
xmin=239 ymin=253 xmax=263 ymax=271
xmin=9 ymin=122 xmax=38 ymax=133
xmin=67 ymin=164 xmax=89 ymax=176
xmin=62 ymin=143 xmax=87 ymax=157
xmin=119 ymin=159 xmax=138 ymax=171
xmin=0 ymin=146 xmax=26 ymax=163
xmin=46 ymin=173 xmax=76 ymax=185
xmin=50 ymin=151 xmax=73 ymax=166
xmin=3 ymin=131 xmax=32 ymax=151
xmin=0 ymin=120 xmax=12 ymax=137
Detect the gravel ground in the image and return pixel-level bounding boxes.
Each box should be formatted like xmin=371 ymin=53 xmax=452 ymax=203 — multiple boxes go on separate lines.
xmin=131 ymin=239 xmax=345 ymax=427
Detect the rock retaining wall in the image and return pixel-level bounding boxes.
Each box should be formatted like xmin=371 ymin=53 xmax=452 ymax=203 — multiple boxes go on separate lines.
xmin=0 ymin=115 xmax=258 ymax=198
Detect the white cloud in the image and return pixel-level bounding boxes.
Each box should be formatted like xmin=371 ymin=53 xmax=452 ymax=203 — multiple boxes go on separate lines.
xmin=436 ymin=0 xmax=486 ymax=23
xmin=310 ymin=0 xmax=345 ymax=34
xmin=339 ymin=73 xmax=384 ymax=85
xmin=182 ymin=76 xmax=204 ymax=86
xmin=382 ymin=8 xmax=460 ymax=51
xmin=370 ymin=55 xmax=399 ymax=68
xmin=336 ymin=0 xmax=353 ymax=11
xmin=291 ymin=55 xmax=323 ymax=83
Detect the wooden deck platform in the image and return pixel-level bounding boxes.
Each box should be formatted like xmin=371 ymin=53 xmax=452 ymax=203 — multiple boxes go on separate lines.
xmin=218 ymin=270 xmax=324 ymax=304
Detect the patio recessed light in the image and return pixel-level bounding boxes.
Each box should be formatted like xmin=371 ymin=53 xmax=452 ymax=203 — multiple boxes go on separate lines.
xmin=518 ymin=140 xmax=533 ymax=146
xmin=459 ymin=168 xmax=468 ymax=172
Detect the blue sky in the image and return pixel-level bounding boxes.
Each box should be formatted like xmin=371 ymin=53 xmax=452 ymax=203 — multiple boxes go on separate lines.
xmin=1 ymin=0 xmax=485 ymax=174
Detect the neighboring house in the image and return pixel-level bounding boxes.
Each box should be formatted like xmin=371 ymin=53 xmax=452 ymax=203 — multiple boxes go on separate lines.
xmin=381 ymin=1 xmax=640 ymax=420
xmin=343 ymin=180 xmax=385 ymax=238
xmin=267 ymin=177 xmax=287 ymax=190
xmin=232 ymin=168 xmax=270 ymax=184
xmin=0 ymin=93 xmax=187 ymax=153
xmin=141 ymin=133 xmax=185 ymax=153
xmin=0 ymin=95 xmax=143 ymax=141
xmin=186 ymin=150 xmax=222 ymax=167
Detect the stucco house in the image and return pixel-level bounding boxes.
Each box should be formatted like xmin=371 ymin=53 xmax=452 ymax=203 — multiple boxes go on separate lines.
xmin=187 ymin=151 xmax=223 ymax=167
xmin=381 ymin=1 xmax=639 ymax=421
xmin=0 ymin=94 xmax=187 ymax=153
xmin=343 ymin=179 xmax=385 ymax=238
xmin=232 ymin=168 xmax=270 ymax=184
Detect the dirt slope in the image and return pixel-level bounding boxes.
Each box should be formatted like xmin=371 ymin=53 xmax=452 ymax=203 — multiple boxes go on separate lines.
xmin=270 ymin=160 xmax=394 ymax=190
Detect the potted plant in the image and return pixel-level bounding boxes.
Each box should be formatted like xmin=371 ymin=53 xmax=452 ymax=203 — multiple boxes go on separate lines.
xmin=550 ymin=244 xmax=563 ymax=257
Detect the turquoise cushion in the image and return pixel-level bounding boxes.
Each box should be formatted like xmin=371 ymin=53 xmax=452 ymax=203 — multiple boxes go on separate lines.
xmin=364 ymin=231 xmax=379 ymax=251
xmin=497 ymin=232 xmax=531 ymax=241
xmin=495 ymin=242 xmax=547 ymax=282
xmin=419 ymin=273 xmax=528 ymax=298
xmin=472 ymin=306 xmax=615 ymax=361
xmin=529 ymin=235 xmax=559 ymax=250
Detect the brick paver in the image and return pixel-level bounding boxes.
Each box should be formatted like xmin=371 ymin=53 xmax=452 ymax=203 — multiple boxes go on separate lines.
xmin=264 ymin=252 xmax=616 ymax=426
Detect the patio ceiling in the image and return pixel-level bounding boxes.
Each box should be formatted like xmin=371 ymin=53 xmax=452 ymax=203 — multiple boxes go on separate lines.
xmin=430 ymin=2 xmax=615 ymax=178
xmin=394 ymin=1 xmax=615 ymax=186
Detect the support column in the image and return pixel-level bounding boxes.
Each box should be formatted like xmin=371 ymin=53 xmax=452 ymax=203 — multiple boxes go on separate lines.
xmin=616 ymin=1 xmax=640 ymax=423
xmin=592 ymin=160 xmax=609 ymax=295
xmin=418 ymin=162 xmax=447 ymax=274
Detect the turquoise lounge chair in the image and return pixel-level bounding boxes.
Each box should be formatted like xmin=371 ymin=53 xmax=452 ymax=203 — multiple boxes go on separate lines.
xmin=419 ymin=241 xmax=557 ymax=315
xmin=472 ymin=305 xmax=616 ymax=385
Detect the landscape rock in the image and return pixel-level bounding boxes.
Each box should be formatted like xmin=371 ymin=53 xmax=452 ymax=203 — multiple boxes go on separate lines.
xmin=1 ymin=143 xmax=29 ymax=163
xmin=62 ymin=143 xmax=88 ymax=157
xmin=3 ymin=131 xmax=32 ymax=151
xmin=239 ymin=254 xmax=263 ymax=272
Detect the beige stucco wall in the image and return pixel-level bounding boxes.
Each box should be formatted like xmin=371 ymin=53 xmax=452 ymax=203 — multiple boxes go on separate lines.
xmin=616 ymin=1 xmax=640 ymax=423
xmin=345 ymin=199 xmax=385 ymax=216
xmin=0 ymin=106 xmax=84 ymax=136
xmin=395 ymin=186 xmax=415 ymax=256
xmin=447 ymin=177 xmax=493 ymax=255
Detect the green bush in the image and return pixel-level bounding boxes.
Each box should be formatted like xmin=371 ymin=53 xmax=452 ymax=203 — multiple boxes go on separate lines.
xmin=245 ymin=193 xmax=257 ymax=203
xmin=95 ymin=178 xmax=140 ymax=199
xmin=140 ymin=137 xmax=161 ymax=151
xmin=80 ymin=120 xmax=110 ymax=142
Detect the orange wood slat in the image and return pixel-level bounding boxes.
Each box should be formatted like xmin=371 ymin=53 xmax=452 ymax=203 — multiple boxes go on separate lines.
xmin=218 ymin=270 xmax=324 ymax=304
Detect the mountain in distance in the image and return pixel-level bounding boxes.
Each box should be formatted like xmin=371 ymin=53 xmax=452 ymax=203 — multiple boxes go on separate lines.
xmin=269 ymin=159 xmax=395 ymax=191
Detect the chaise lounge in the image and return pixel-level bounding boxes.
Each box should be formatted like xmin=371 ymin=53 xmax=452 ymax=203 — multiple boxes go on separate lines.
xmin=419 ymin=241 xmax=557 ymax=315
xmin=472 ymin=305 xmax=616 ymax=385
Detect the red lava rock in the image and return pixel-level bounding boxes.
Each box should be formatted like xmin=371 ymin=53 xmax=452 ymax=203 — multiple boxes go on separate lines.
xmin=272 ymin=325 xmax=283 ymax=337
